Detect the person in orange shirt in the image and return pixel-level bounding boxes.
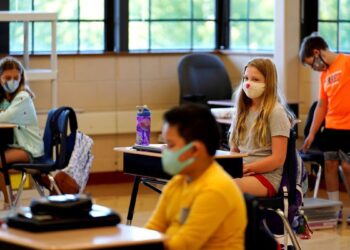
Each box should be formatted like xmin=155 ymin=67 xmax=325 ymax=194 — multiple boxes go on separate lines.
xmin=299 ymin=33 xmax=350 ymax=205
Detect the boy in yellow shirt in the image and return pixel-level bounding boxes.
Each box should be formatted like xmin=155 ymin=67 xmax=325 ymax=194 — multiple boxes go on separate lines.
xmin=145 ymin=104 xmax=247 ymax=250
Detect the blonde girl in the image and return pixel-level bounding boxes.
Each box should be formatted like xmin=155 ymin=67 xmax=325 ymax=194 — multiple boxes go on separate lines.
xmin=229 ymin=58 xmax=295 ymax=197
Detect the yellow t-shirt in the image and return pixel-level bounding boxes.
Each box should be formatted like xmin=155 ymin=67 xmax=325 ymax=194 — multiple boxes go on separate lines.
xmin=145 ymin=161 xmax=247 ymax=250
xmin=320 ymin=54 xmax=350 ymax=129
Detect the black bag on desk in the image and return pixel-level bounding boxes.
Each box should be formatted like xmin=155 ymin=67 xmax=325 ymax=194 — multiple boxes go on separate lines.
xmin=7 ymin=194 xmax=121 ymax=232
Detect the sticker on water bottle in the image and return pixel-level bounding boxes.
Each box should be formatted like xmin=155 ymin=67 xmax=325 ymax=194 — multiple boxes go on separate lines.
xmin=136 ymin=105 xmax=151 ymax=146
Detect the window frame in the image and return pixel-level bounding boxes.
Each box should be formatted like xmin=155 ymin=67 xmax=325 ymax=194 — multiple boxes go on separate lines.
xmin=228 ymin=0 xmax=274 ymax=52
xmin=1 ymin=0 xmax=277 ymax=55
xmin=301 ymin=0 xmax=350 ymax=53
xmin=4 ymin=0 xmax=106 ymax=54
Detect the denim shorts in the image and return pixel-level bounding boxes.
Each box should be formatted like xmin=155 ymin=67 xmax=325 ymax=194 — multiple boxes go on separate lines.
xmin=320 ymin=128 xmax=350 ymax=162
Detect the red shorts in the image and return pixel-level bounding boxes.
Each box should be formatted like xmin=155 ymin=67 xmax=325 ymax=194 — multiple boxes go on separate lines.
xmin=254 ymin=174 xmax=277 ymax=197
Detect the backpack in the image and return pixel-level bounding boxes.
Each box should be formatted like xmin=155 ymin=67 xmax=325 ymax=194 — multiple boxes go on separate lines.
xmin=263 ymin=129 xmax=308 ymax=234
xmin=45 ymin=107 xmax=93 ymax=194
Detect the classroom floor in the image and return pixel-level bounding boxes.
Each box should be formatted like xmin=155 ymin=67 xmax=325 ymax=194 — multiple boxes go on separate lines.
xmin=1 ymin=182 xmax=349 ymax=250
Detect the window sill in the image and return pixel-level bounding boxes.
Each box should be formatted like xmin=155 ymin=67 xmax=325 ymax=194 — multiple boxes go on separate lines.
xmin=3 ymin=49 xmax=274 ymax=57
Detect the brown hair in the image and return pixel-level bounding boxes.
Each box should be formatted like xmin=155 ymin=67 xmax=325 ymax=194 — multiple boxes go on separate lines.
xmin=0 ymin=56 xmax=34 ymax=102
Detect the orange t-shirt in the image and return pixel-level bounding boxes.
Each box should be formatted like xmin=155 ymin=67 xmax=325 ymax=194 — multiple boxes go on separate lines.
xmin=320 ymin=54 xmax=350 ymax=129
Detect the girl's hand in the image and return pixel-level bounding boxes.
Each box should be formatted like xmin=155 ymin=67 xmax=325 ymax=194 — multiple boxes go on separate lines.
xmin=230 ymin=146 xmax=240 ymax=153
xmin=301 ymin=134 xmax=315 ymax=152
xmin=243 ymin=164 xmax=255 ymax=176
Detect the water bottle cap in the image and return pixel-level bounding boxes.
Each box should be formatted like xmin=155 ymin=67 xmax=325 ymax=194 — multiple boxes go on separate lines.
xmin=136 ymin=105 xmax=151 ymax=116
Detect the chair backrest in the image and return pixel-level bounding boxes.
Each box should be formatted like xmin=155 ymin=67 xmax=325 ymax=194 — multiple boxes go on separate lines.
xmin=42 ymin=107 xmax=78 ymax=170
xmin=304 ymin=101 xmax=325 ymax=150
xmin=278 ymin=129 xmax=307 ymax=223
xmin=177 ymin=53 xmax=232 ymax=105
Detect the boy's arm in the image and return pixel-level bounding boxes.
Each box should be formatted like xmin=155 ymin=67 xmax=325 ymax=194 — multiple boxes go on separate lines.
xmin=167 ymin=190 xmax=237 ymax=250
xmin=144 ymin=186 xmax=169 ymax=233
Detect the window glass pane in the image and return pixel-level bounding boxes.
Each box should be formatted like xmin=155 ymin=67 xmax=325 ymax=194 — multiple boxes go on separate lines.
xmin=129 ymin=22 xmax=149 ymax=50
xmin=34 ymin=0 xmax=78 ymax=19
xmin=339 ymin=23 xmax=350 ymax=52
xmin=319 ymin=0 xmax=337 ymax=20
xmin=9 ymin=23 xmax=27 ymax=53
xmin=9 ymin=0 xmax=105 ymax=53
xmin=33 ymin=22 xmax=52 ymax=52
xmin=339 ymin=0 xmax=350 ymax=20
xmin=193 ymin=21 xmax=215 ymax=49
xmin=129 ymin=0 xmax=149 ymax=20
xmin=193 ymin=0 xmax=215 ymax=19
xmin=249 ymin=21 xmax=274 ymax=50
xmin=250 ymin=0 xmax=274 ymax=19
xmin=150 ymin=22 xmax=190 ymax=49
xmin=10 ymin=0 xmax=31 ymax=10
xmin=230 ymin=0 xmax=247 ymax=19
xmin=80 ymin=0 xmax=104 ymax=20
xmin=318 ymin=22 xmax=337 ymax=50
xmin=80 ymin=22 xmax=104 ymax=50
xmin=57 ymin=22 xmax=78 ymax=51
xmin=230 ymin=22 xmax=248 ymax=50
xmin=151 ymin=0 xmax=191 ymax=19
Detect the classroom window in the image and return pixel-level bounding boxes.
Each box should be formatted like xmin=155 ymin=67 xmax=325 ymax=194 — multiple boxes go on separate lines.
xmin=128 ymin=0 xmax=216 ymax=51
xmin=318 ymin=0 xmax=350 ymax=53
xmin=9 ymin=0 xmax=105 ymax=53
xmin=229 ymin=0 xmax=274 ymax=51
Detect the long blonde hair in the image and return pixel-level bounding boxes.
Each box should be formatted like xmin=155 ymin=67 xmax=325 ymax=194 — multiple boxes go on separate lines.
xmin=229 ymin=58 xmax=294 ymax=148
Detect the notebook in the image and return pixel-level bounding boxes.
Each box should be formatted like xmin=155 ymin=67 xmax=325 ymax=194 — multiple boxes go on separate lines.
xmin=7 ymin=204 xmax=121 ymax=232
xmin=132 ymin=144 xmax=167 ymax=153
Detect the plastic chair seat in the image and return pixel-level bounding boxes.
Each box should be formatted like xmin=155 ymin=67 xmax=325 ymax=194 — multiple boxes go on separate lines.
xmin=299 ymin=150 xmax=324 ymax=164
xmin=10 ymin=157 xmax=56 ymax=174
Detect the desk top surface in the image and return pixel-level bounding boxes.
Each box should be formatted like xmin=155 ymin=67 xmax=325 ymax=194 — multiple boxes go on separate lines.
xmin=114 ymin=146 xmax=247 ymax=158
xmin=0 ymin=123 xmax=16 ymax=129
xmin=208 ymin=99 xmax=234 ymax=107
xmin=0 ymin=224 xmax=164 ymax=250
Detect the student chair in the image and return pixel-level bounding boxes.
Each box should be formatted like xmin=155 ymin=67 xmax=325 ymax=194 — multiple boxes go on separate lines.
xmin=2 ymin=107 xmax=77 ymax=207
xmin=256 ymin=129 xmax=302 ymax=250
xmin=244 ymin=193 xmax=280 ymax=250
xmin=298 ymin=101 xmax=324 ymax=198
xmin=177 ymin=53 xmax=233 ymax=106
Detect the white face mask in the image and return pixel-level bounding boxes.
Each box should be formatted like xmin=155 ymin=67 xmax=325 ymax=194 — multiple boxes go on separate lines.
xmin=2 ymin=79 xmax=20 ymax=94
xmin=242 ymin=81 xmax=266 ymax=99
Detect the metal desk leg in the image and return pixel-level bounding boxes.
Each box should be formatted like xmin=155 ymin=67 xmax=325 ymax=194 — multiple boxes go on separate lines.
xmin=127 ymin=176 xmax=141 ymax=225
xmin=338 ymin=166 xmax=350 ymax=196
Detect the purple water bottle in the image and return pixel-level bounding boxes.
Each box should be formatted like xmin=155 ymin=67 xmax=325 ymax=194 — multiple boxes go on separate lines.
xmin=136 ymin=105 xmax=151 ymax=145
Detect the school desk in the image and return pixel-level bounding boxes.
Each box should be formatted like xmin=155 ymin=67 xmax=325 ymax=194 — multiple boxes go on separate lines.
xmin=0 ymin=223 xmax=164 ymax=250
xmin=114 ymin=146 xmax=247 ymax=225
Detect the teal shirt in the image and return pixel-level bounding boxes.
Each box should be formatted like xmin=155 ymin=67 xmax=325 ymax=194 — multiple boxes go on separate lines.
xmin=0 ymin=91 xmax=44 ymax=158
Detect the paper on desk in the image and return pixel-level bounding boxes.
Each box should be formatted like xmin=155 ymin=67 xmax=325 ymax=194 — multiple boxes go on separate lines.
xmin=211 ymin=108 xmax=235 ymax=119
